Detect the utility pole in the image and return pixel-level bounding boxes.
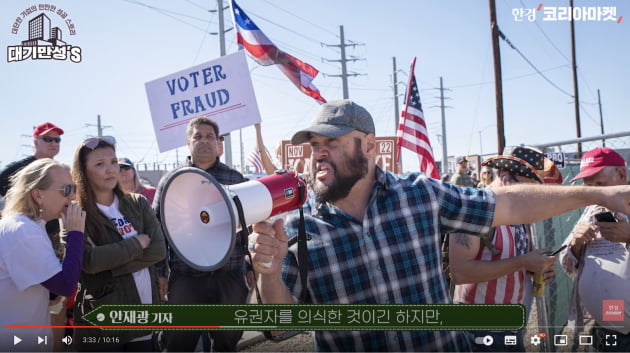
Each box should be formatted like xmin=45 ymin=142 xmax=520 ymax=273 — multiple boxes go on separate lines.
xmin=322 ymin=26 xmax=364 ymax=99
xmin=479 ymin=131 xmax=483 ymax=156
xmin=210 ymin=0 xmax=234 ymax=167
xmin=597 ymin=88 xmax=606 ymax=147
xmin=569 ymin=0 xmax=582 ymax=156
xmin=489 ymin=0 xmax=506 ymax=153
xmin=86 ymin=114 xmax=111 ymax=137
xmin=393 ymin=57 xmax=400 ymax=131
xmin=439 ymin=77 xmax=450 ymax=175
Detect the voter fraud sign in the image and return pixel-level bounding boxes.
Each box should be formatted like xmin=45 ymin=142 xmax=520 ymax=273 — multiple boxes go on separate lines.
xmin=146 ymin=50 xmax=261 ymax=152
xmin=280 ymin=137 xmax=400 ymax=174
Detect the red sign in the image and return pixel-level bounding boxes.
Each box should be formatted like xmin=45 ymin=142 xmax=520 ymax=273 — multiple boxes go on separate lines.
xmin=603 ymin=300 xmax=624 ymax=321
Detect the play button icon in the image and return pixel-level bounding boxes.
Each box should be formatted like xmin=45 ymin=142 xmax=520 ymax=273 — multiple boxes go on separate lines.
xmin=483 ymin=335 xmax=494 ymax=346
xmin=14 ymin=335 xmax=22 ymax=345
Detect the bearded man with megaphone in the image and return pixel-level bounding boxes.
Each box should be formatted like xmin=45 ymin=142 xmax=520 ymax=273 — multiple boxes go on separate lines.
xmin=153 ymin=116 xmax=249 ymax=352
xmin=248 ymin=99 xmax=630 ymax=352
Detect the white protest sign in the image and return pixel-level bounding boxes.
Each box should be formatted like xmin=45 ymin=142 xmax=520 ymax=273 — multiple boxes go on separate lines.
xmin=145 ymin=50 xmax=261 ymax=152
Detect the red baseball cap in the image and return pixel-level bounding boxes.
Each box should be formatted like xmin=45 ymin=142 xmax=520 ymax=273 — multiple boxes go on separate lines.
xmin=33 ymin=122 xmax=64 ymax=138
xmin=570 ymin=147 xmax=626 ymax=182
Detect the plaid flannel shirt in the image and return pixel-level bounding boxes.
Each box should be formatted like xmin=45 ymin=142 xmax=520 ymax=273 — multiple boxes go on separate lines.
xmin=283 ymin=167 xmax=495 ymax=352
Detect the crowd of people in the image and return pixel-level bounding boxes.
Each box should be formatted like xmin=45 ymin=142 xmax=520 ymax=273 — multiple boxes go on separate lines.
xmin=1 ymin=100 xmax=629 ymax=352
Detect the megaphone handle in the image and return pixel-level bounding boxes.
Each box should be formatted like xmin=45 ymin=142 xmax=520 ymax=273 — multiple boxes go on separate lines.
xmin=231 ymin=194 xmax=267 ymax=303
xmin=232 ymin=194 xmax=279 ymax=341
xmin=297 ymin=207 xmax=309 ymax=304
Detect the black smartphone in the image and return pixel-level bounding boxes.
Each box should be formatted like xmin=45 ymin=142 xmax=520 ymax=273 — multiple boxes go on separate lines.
xmin=549 ymin=244 xmax=567 ymax=256
xmin=594 ymin=211 xmax=618 ymax=223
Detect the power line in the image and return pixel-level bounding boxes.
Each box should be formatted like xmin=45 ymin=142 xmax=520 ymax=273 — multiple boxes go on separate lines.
xmin=516 ymin=0 xmax=598 ymax=102
xmin=498 ymin=28 xmax=574 ymax=97
xmin=184 ymin=0 xmax=211 ymax=12
xmin=259 ymin=0 xmax=339 ymax=38
xmin=244 ymin=8 xmax=330 ymax=46
xmin=518 ymin=0 xmax=571 ymax=63
xmin=450 ymin=65 xmax=568 ymax=88
xmin=124 ymin=0 xmax=336 ymax=71
xmin=192 ymin=12 xmax=216 ymax=64
xmin=322 ymin=26 xmax=366 ymax=99
xmin=123 ymin=0 xmax=210 ymax=31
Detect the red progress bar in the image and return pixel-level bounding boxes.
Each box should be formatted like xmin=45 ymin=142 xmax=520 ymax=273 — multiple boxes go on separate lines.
xmin=7 ymin=326 xmax=221 ymax=329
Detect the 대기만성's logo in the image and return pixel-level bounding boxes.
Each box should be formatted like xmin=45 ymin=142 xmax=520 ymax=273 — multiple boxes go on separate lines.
xmin=8 ymin=4 xmax=82 ymax=63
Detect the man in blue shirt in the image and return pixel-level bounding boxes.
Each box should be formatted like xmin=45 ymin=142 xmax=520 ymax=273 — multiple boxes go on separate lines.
xmin=248 ymin=100 xmax=630 ymax=352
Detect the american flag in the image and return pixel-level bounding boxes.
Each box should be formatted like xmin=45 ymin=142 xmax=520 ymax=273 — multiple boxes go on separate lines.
xmin=231 ymin=0 xmax=326 ymax=104
xmin=396 ymin=57 xmax=439 ymax=179
xmin=247 ymin=146 xmax=273 ymax=174
xmin=453 ymin=225 xmax=529 ymax=304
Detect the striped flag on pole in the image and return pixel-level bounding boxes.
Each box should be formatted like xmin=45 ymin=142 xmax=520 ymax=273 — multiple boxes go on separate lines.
xmin=247 ymin=146 xmax=273 ymax=174
xmin=396 ymin=57 xmax=439 ymax=179
xmin=231 ymin=0 xmax=326 ymax=104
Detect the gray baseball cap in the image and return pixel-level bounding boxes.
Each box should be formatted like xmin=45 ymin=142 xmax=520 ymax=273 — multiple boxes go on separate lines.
xmin=291 ymin=99 xmax=375 ymax=145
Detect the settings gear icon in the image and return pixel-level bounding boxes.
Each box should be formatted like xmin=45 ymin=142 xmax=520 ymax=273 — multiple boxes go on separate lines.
xmin=530 ymin=335 xmax=541 ymax=346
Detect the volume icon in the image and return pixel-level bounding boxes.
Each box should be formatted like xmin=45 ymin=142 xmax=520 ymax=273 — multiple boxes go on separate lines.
xmin=61 ymin=336 xmax=72 ymax=345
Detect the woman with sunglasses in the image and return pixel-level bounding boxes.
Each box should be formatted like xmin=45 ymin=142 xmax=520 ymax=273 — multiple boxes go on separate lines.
xmin=0 ymin=158 xmax=85 ymax=352
xmin=477 ymin=165 xmax=495 ymax=189
xmin=71 ymin=137 xmax=166 ymax=352
xmin=117 ymin=157 xmax=156 ymax=204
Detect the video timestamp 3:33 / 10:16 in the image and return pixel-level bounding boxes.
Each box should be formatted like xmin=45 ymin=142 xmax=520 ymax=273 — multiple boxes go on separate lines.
xmin=81 ymin=336 xmax=120 ymax=344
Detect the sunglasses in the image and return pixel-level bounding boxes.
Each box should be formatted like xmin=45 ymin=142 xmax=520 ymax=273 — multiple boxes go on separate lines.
xmin=38 ymin=136 xmax=61 ymax=143
xmin=50 ymin=184 xmax=77 ymax=197
xmin=83 ymin=136 xmax=116 ymax=149
xmin=119 ymin=165 xmax=132 ymax=171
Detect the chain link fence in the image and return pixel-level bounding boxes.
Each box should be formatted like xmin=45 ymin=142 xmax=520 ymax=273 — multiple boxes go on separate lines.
xmin=529 ymin=131 xmax=630 ymax=351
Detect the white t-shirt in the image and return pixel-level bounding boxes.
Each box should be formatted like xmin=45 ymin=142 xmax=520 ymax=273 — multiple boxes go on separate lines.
xmin=97 ymin=196 xmax=153 ymax=305
xmin=0 ymin=213 xmax=62 ymax=352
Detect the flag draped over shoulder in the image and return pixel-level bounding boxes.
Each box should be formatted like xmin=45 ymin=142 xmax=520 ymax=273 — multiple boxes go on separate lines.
xmin=231 ymin=0 xmax=326 ymax=104
xmin=396 ymin=57 xmax=439 ymax=179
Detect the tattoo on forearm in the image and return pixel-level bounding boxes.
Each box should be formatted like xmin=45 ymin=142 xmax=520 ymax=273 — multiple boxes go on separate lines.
xmin=454 ymin=234 xmax=471 ymax=249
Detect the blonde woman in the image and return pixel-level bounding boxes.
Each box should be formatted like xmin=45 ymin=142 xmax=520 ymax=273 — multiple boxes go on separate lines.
xmin=477 ymin=165 xmax=495 ymax=188
xmin=0 ymin=159 xmax=85 ymax=352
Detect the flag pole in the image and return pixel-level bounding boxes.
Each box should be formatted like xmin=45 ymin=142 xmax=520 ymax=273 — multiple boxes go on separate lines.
xmin=396 ymin=57 xmax=416 ymax=164
xmin=396 ymin=56 xmax=416 ymax=168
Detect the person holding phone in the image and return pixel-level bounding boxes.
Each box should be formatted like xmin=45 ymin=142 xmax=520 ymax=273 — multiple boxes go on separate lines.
xmin=448 ymin=146 xmax=558 ymax=352
xmin=0 ymin=158 xmax=85 ymax=352
xmin=248 ymin=101 xmax=630 ymax=352
xmin=559 ymin=147 xmax=630 ymax=351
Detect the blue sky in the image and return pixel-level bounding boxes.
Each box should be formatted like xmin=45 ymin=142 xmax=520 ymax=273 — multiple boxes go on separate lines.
xmin=1 ymin=0 xmax=628 ymax=173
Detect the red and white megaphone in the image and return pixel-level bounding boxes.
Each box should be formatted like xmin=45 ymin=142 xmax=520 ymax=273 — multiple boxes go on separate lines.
xmin=159 ymin=168 xmax=307 ymax=271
